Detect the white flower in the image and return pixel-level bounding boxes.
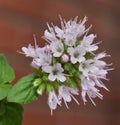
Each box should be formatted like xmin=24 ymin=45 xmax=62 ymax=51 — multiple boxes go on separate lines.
xmin=79 ymin=58 xmax=109 ymax=91
xmin=92 ymin=56 xmax=110 ymax=80
xmin=54 ymin=25 xmax=64 ymax=38
xmin=94 ymin=52 xmax=110 ymax=69
xmin=21 ymin=36 xmax=43 ymax=59
xmin=89 ymin=74 xmax=109 ymax=91
xmin=30 ymin=45 xmax=52 ymax=68
xmin=58 ymin=16 xmax=88 ymax=46
xmin=21 ymin=44 xmax=38 ymax=58
xmin=79 ymin=57 xmax=109 ymax=78
xmin=58 ymin=85 xmax=79 ymax=109
xmin=64 ymin=34 xmax=77 ymax=46
xmin=21 ymin=42 xmax=52 ymax=69
xmin=48 ymin=91 xmax=61 ymax=115
xmin=79 ymin=60 xmax=99 ymax=77
xmin=95 ymin=52 xmax=109 ymax=60
xmin=44 ymin=23 xmax=58 ymax=43
xmin=80 ymin=34 xmax=98 ymax=52
xmin=33 ymin=52 xmax=52 ymax=67
xmin=43 ymin=16 xmax=89 ymax=47
xmin=67 ymin=46 xmax=86 ymax=64
xmin=63 ymin=17 xmax=87 ymax=46
xmin=81 ymin=75 xmax=103 ymax=106
xmin=79 ymin=53 xmax=110 ymax=105
xmin=50 ymin=41 xmax=64 ymax=57
xmin=42 ymin=63 xmax=66 ymax=82
xmin=61 ymin=16 xmax=88 ymax=37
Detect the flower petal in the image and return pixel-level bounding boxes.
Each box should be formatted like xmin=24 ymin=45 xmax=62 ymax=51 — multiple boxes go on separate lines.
xmin=57 ymin=73 xmax=66 ymax=82
xmin=42 ymin=65 xmax=52 ymax=73
xmin=48 ymin=73 xmax=56 ymax=81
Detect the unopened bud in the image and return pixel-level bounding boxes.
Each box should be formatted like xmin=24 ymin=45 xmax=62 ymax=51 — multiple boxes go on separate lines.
xmin=37 ymin=84 xmax=45 ymax=95
xmin=42 ymin=74 xmax=49 ymax=82
xmin=33 ymin=78 xmax=42 ymax=87
xmin=46 ymin=84 xmax=54 ymax=94
xmin=62 ymin=54 xmax=69 ymax=62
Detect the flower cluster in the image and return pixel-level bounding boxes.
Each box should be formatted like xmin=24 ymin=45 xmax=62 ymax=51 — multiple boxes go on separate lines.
xmin=21 ymin=16 xmax=111 ymax=115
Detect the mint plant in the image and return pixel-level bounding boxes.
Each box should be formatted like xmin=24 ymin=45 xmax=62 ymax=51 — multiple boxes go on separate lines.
xmin=0 ymin=16 xmax=112 ymax=124
xmin=0 ymin=54 xmax=23 ymax=125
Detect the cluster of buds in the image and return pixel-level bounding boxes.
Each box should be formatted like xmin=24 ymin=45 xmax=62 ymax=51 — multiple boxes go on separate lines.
xmin=21 ymin=16 xmax=111 ymax=115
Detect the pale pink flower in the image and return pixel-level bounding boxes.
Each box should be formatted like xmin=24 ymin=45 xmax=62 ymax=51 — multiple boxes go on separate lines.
xmin=48 ymin=91 xmax=61 ymax=115
xmin=61 ymin=54 xmax=69 ymax=62
xmin=67 ymin=46 xmax=86 ymax=64
xmin=42 ymin=63 xmax=66 ymax=82
xmin=81 ymin=75 xmax=103 ymax=106
xmin=58 ymin=85 xmax=79 ymax=109
xmin=22 ymin=44 xmax=38 ymax=58
xmin=80 ymin=34 xmax=98 ymax=52
xmin=50 ymin=41 xmax=64 ymax=57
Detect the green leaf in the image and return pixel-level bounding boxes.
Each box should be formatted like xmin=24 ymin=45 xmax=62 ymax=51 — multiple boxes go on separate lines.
xmin=7 ymin=74 xmax=38 ymax=104
xmin=0 ymin=102 xmax=23 ymax=125
xmin=0 ymin=84 xmax=12 ymax=100
xmin=0 ymin=54 xmax=15 ymax=83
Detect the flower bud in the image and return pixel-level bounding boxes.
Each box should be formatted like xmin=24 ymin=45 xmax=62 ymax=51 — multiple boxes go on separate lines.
xmin=37 ymin=84 xmax=45 ymax=95
xmin=42 ymin=74 xmax=49 ymax=82
xmin=46 ymin=84 xmax=54 ymax=94
xmin=62 ymin=54 xmax=69 ymax=62
xmin=33 ymin=78 xmax=42 ymax=87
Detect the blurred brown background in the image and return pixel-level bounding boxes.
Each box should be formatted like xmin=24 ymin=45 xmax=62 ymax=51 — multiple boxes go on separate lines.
xmin=0 ymin=0 xmax=120 ymax=125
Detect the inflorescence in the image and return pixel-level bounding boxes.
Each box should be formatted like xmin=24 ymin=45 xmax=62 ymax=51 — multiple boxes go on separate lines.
xmin=21 ymin=16 xmax=111 ymax=115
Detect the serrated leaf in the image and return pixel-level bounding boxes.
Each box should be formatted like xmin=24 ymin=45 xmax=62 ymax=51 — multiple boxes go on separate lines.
xmin=0 ymin=54 xmax=15 ymax=83
xmin=0 ymin=102 xmax=23 ymax=125
xmin=0 ymin=84 xmax=12 ymax=100
xmin=7 ymin=74 xmax=38 ymax=104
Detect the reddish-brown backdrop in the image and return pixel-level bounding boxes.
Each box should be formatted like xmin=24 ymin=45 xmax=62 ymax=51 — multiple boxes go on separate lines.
xmin=0 ymin=0 xmax=119 ymax=125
